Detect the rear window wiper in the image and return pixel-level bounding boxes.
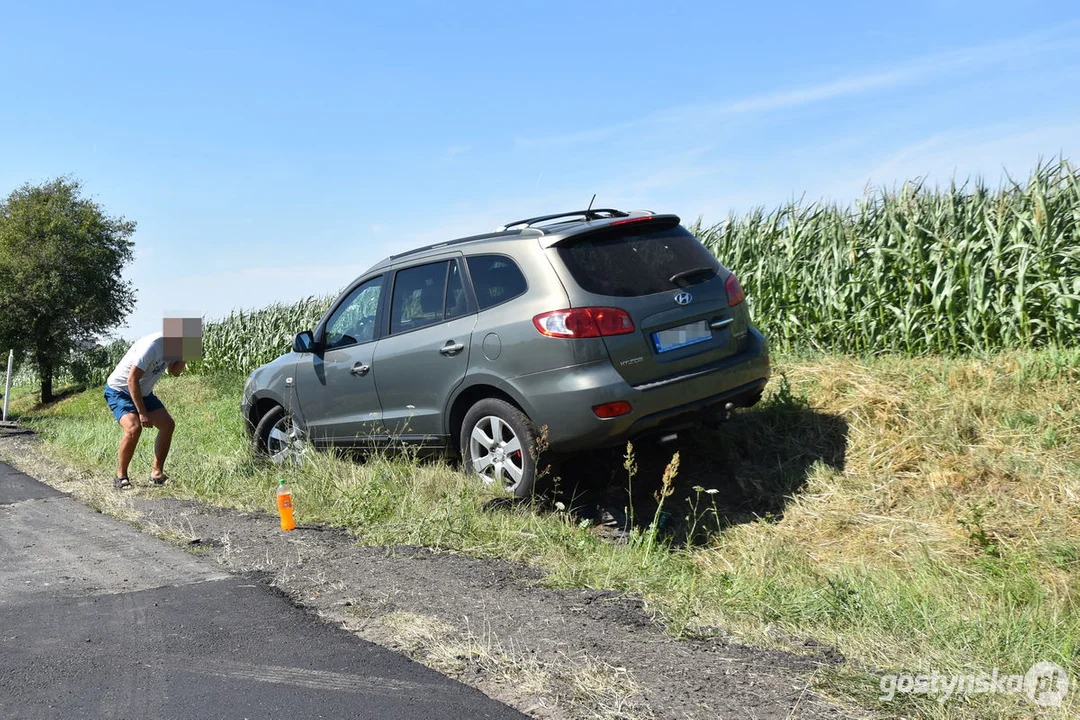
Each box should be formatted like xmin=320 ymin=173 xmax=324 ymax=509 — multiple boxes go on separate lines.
xmin=669 ymin=266 xmax=715 ymax=287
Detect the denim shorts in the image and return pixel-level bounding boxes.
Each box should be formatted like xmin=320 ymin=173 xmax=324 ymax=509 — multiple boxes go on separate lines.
xmin=104 ymin=387 xmax=165 ymax=422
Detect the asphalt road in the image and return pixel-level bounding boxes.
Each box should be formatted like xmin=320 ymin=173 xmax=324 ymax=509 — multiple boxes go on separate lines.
xmin=0 ymin=461 xmax=525 ymax=719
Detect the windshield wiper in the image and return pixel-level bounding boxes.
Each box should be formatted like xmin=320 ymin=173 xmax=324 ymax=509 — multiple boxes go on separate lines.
xmin=669 ymin=266 xmax=715 ymax=287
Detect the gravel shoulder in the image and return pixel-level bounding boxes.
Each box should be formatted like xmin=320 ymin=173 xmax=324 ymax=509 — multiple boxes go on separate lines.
xmin=1 ymin=428 xmax=862 ymax=720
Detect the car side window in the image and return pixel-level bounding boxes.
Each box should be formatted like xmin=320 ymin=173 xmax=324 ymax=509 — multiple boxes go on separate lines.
xmin=391 ymin=261 xmax=449 ymax=335
xmin=466 ymin=255 xmax=527 ymax=311
xmin=445 ymin=261 xmax=469 ymax=320
xmin=324 ymin=276 xmax=382 ymax=349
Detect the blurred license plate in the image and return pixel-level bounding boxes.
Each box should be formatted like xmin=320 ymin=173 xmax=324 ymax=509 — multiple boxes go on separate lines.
xmin=653 ymin=320 xmax=711 ymax=353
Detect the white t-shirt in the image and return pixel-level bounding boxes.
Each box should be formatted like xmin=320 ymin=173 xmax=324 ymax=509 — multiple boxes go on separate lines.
xmin=106 ymin=332 xmax=170 ymax=396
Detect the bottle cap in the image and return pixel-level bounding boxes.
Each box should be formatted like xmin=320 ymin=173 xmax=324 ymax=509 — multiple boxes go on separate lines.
xmin=278 ymin=478 xmax=286 ymax=485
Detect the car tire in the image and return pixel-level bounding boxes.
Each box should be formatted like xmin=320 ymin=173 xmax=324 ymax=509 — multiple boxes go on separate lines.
xmin=253 ymin=405 xmax=306 ymax=465
xmin=460 ymin=398 xmax=539 ymax=498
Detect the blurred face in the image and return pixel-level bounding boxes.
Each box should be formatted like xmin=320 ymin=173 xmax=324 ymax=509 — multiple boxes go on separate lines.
xmin=162 ymin=317 xmax=203 ymax=362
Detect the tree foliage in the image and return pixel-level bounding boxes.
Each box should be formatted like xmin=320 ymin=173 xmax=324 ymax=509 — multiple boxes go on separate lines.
xmin=0 ymin=177 xmax=136 ymax=403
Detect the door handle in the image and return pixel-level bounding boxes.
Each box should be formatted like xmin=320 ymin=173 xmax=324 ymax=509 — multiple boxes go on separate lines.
xmin=350 ymin=363 xmax=370 ymax=376
xmin=439 ymin=342 xmax=465 ymax=356
xmin=710 ymin=318 xmax=734 ymax=330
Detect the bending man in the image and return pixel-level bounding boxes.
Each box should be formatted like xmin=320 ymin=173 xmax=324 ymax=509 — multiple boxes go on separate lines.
xmin=104 ymin=329 xmax=185 ymax=489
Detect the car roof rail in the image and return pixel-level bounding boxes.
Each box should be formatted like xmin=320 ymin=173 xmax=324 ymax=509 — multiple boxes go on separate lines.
xmin=385 ymin=228 xmax=542 ymax=262
xmin=496 ymin=208 xmax=639 ymax=232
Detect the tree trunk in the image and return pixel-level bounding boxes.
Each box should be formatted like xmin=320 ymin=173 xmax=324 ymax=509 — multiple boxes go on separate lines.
xmin=39 ymin=363 xmax=53 ymax=404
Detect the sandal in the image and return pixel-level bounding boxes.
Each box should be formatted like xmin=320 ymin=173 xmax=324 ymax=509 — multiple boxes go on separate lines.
xmin=114 ymin=475 xmax=133 ymax=490
xmin=150 ymin=473 xmax=168 ymax=486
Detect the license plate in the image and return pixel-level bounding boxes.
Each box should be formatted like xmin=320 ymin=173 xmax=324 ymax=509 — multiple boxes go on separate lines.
xmin=653 ymin=320 xmax=711 ymax=353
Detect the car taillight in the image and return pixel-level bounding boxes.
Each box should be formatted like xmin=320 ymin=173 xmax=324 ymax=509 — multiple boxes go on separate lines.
xmin=593 ymin=401 xmax=632 ymax=418
xmin=533 ymin=308 xmax=635 ymax=338
xmin=725 ymin=273 xmax=745 ymax=306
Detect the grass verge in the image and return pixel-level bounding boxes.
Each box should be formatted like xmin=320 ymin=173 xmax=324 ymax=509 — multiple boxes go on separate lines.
xmin=4 ymin=349 xmax=1079 ymax=718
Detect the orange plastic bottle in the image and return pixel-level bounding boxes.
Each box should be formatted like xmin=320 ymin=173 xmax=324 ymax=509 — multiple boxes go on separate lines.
xmin=276 ymin=478 xmax=296 ymax=531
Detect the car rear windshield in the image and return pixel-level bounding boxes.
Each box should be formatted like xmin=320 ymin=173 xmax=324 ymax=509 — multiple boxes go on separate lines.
xmin=556 ymin=225 xmax=720 ymax=297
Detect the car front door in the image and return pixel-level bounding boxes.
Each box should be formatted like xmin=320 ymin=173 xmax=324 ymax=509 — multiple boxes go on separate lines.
xmin=293 ymin=275 xmax=385 ymax=447
xmin=372 ymin=258 xmax=476 ymax=445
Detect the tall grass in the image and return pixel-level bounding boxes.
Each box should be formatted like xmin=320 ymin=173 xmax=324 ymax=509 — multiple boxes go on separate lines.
xmin=700 ymin=159 xmax=1080 ymax=355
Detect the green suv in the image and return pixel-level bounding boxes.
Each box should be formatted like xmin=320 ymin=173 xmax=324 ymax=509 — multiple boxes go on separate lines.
xmin=242 ymin=209 xmax=769 ymax=497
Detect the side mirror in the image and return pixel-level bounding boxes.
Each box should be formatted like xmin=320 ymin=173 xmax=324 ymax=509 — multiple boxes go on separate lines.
xmin=293 ymin=331 xmax=316 ymax=353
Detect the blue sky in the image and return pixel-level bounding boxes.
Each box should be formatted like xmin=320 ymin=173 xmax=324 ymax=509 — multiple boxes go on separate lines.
xmin=2 ymin=0 xmax=1079 ymax=339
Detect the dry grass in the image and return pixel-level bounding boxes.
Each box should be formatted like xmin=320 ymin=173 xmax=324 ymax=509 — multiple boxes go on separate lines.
xmin=745 ymin=352 xmax=1079 ymax=571
xmin=660 ymin=351 xmax=1080 ymax=717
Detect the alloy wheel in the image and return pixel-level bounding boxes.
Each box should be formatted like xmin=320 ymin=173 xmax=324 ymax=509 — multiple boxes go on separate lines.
xmin=468 ymin=415 xmax=525 ymax=492
xmin=267 ymin=415 xmax=306 ymax=465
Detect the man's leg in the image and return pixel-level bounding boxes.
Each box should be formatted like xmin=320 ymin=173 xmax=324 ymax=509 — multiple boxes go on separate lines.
xmin=117 ymin=413 xmax=142 ymax=479
xmin=147 ymin=407 xmax=175 ymax=479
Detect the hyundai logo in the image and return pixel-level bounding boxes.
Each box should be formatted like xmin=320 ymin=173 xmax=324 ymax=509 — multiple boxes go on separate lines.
xmin=674 ymin=291 xmax=693 ymax=305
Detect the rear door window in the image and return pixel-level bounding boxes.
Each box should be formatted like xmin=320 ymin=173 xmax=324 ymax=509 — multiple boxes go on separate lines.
xmin=466 ymin=255 xmax=527 ymax=310
xmin=390 ymin=261 xmax=449 ymax=335
xmin=445 ymin=261 xmax=469 ymax=319
xmin=556 ymin=225 xmax=719 ymax=297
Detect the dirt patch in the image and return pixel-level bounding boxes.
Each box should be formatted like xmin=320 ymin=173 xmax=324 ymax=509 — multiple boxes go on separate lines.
xmin=0 ymin=429 xmax=861 ymax=720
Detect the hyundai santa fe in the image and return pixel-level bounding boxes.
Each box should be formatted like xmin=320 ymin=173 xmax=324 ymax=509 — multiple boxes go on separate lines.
xmin=242 ymin=209 xmax=769 ymax=497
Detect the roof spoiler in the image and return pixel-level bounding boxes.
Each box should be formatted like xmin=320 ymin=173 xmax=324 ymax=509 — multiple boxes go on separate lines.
xmin=538 ymin=213 xmax=681 ymax=248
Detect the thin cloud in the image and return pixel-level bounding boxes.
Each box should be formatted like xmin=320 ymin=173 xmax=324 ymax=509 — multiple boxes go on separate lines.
xmin=860 ymin=120 xmax=1080 ymax=191
xmin=516 ymin=26 xmax=1080 ymax=149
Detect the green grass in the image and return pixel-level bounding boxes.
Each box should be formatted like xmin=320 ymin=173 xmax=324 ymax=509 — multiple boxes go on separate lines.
xmin=7 ymin=348 xmax=1078 ymax=718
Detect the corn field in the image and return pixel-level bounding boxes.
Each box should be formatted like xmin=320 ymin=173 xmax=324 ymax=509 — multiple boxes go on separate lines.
xmin=191 ymin=296 xmax=332 ymax=375
xmin=700 ymin=159 xmax=1080 ymax=355
xmin=55 ymin=159 xmax=1080 ymax=386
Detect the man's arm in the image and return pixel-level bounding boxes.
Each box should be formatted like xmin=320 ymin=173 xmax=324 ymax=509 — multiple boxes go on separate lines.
xmin=168 ymin=361 xmax=186 ymax=377
xmin=127 ymin=366 xmax=154 ymax=427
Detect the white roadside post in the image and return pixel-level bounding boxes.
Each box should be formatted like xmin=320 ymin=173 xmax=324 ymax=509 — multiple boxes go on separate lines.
xmin=2 ymin=349 xmax=13 ymax=422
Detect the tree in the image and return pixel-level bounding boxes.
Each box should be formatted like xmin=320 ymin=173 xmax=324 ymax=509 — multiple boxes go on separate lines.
xmin=0 ymin=178 xmax=136 ymax=403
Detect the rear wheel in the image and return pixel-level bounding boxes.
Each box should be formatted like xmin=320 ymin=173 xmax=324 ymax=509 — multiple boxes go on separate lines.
xmin=460 ymin=398 xmax=538 ymax=498
xmin=253 ymin=405 xmax=307 ymax=465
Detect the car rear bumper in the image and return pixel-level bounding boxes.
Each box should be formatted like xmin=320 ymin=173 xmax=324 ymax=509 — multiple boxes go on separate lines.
xmin=512 ymin=327 xmax=769 ymax=452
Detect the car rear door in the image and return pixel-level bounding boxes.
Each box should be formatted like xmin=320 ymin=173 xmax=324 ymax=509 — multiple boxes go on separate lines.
xmin=371 ymin=257 xmax=477 ymax=445
xmin=548 ymin=219 xmax=749 ymax=388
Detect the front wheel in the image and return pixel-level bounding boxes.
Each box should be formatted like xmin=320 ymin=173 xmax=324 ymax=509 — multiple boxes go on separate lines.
xmin=253 ymin=405 xmax=307 ymax=465
xmin=460 ymin=398 xmax=538 ymax=498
